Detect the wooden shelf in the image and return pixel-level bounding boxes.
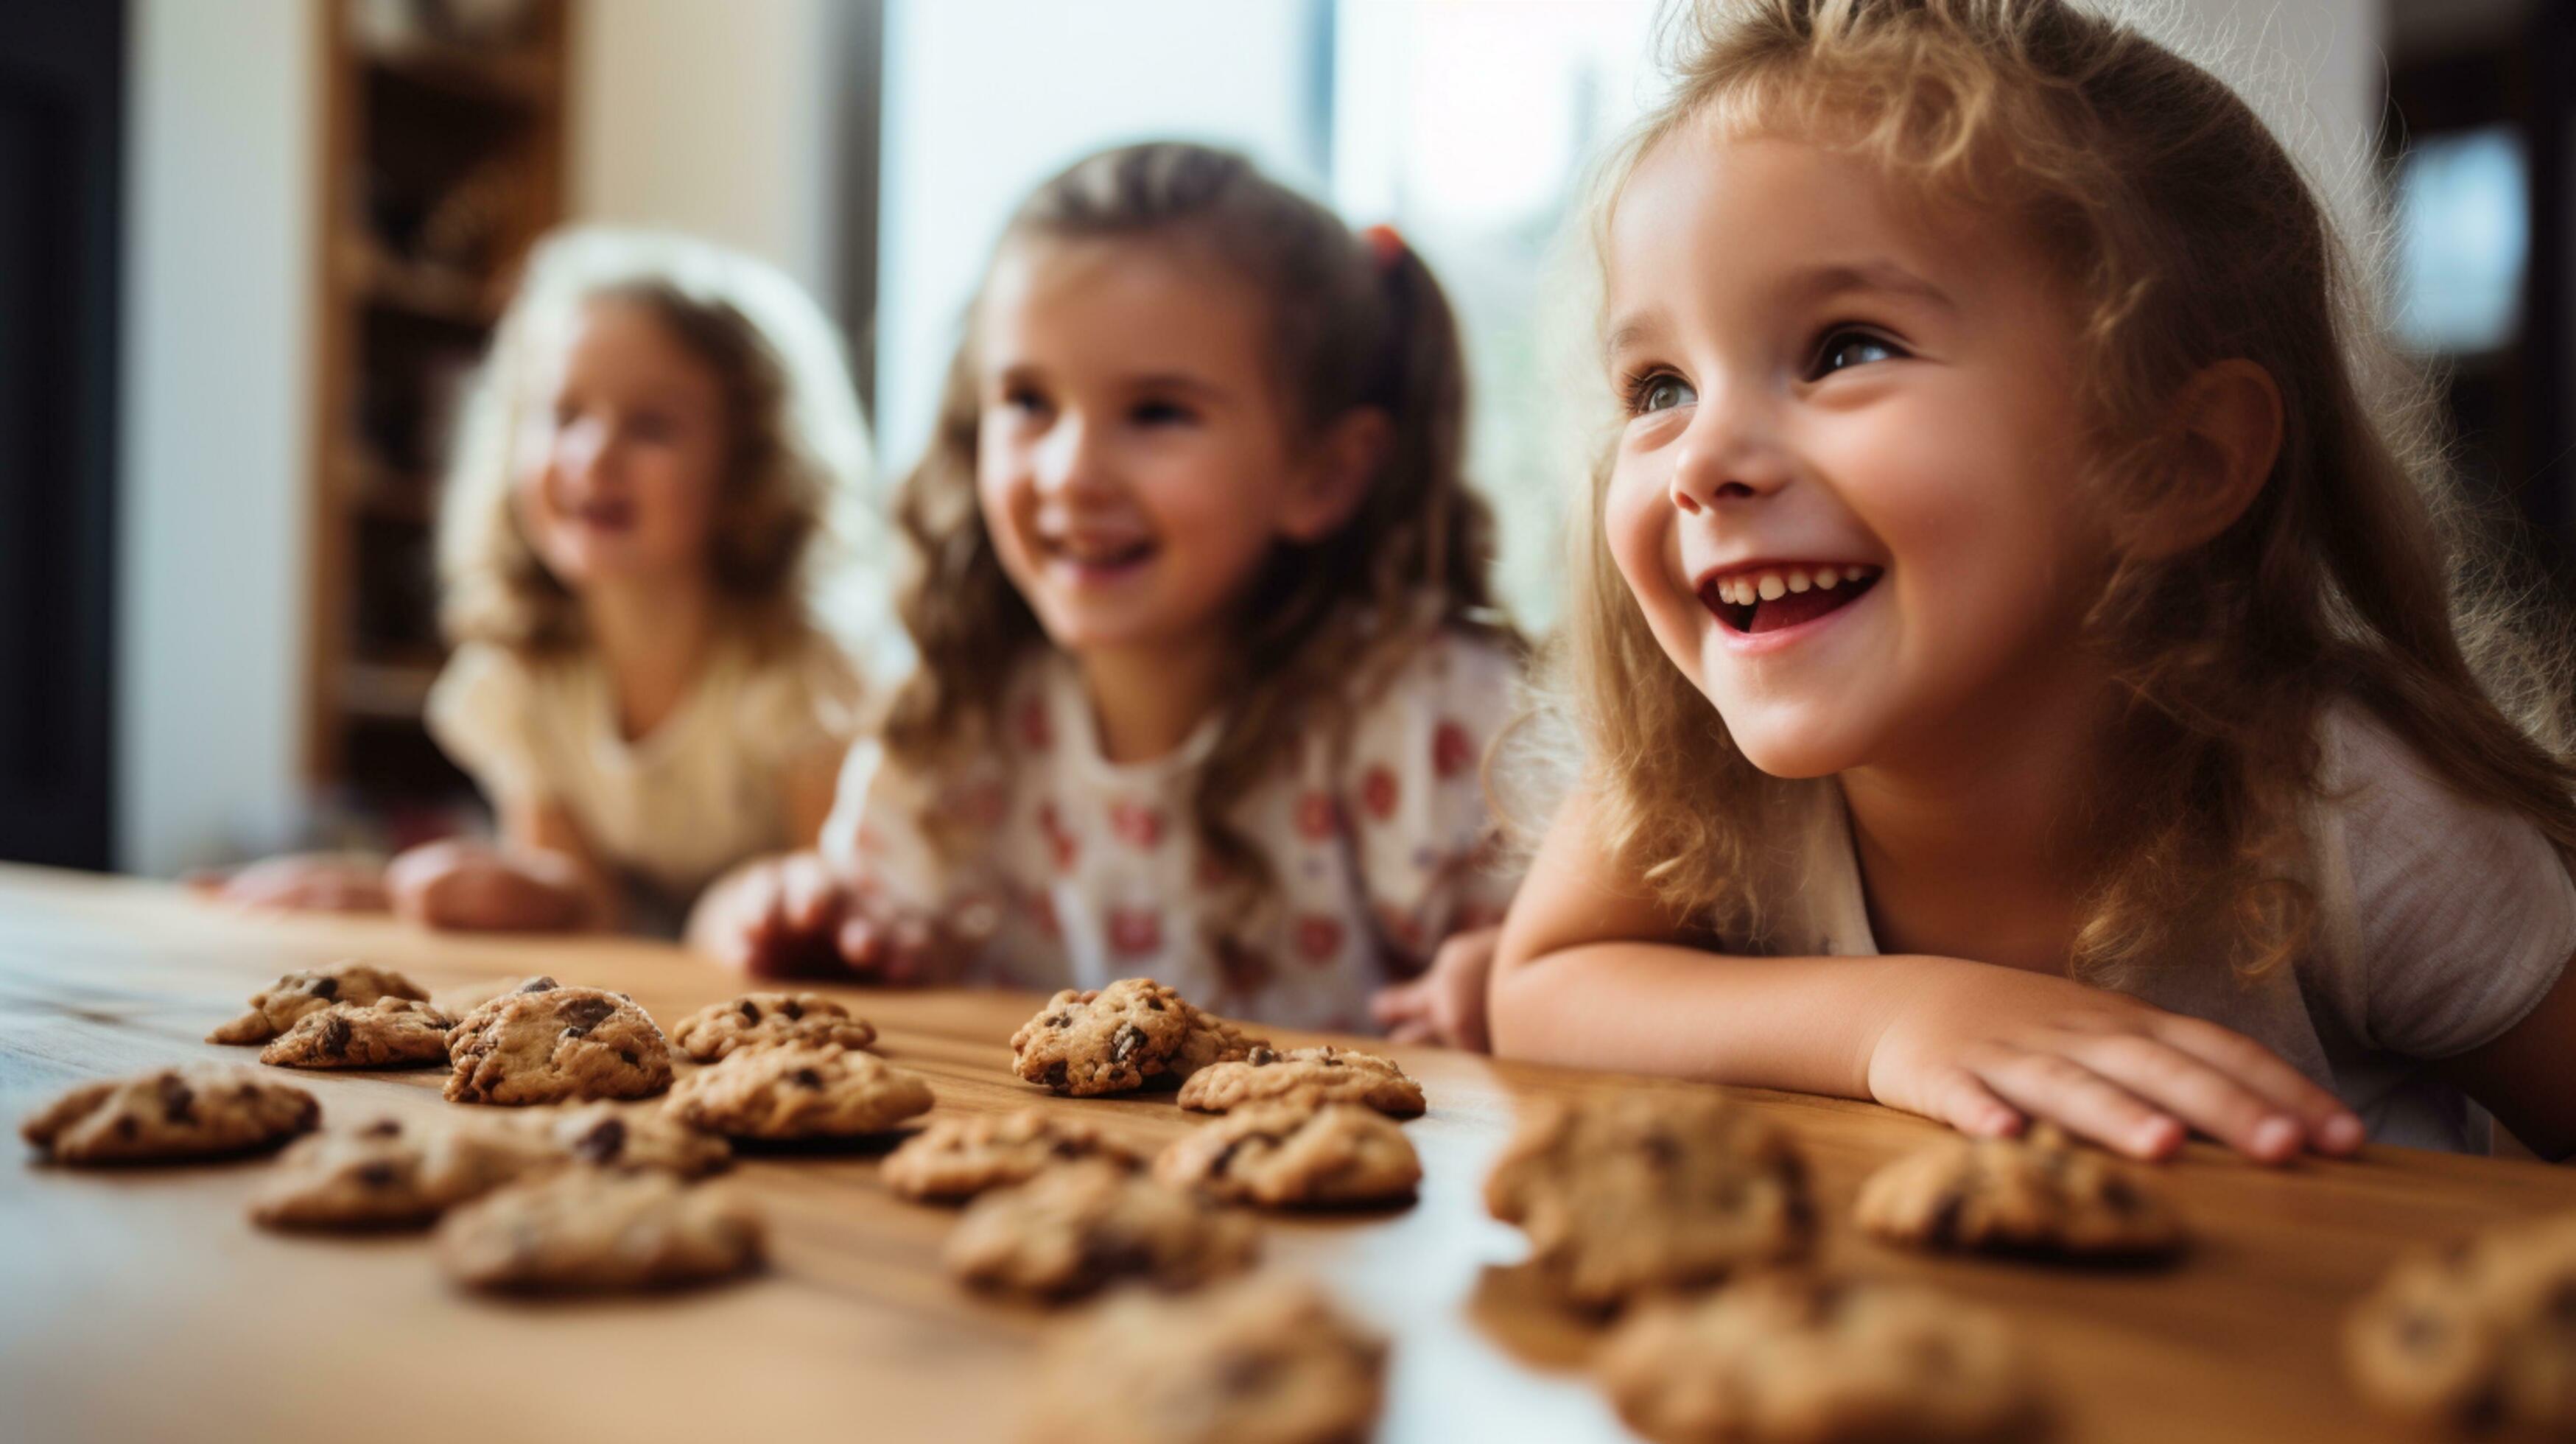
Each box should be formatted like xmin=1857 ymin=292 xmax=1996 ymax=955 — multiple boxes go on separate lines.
xmin=340 ymin=241 xmax=503 ymax=328
xmin=364 ymin=41 xmax=558 ymax=110
xmin=338 ymin=659 xmax=441 ymax=721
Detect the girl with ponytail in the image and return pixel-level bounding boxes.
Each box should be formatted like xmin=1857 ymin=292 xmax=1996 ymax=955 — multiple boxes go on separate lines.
xmin=691 ymin=143 xmax=1523 ymax=1040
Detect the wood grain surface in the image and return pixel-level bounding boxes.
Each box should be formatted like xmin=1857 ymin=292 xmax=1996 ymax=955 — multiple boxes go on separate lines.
xmin=2 ymin=863 xmax=2569 ymax=1444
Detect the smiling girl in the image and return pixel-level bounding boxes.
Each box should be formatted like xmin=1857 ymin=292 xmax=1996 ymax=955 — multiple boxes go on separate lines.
xmin=210 ymin=229 xmax=869 ymax=934
xmin=691 ymin=144 xmax=1522 ymax=1039
xmin=1491 ymin=0 xmax=2576 ymax=1159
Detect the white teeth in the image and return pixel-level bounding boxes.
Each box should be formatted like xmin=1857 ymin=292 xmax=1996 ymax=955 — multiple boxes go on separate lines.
xmin=1756 ymin=573 xmax=1786 ymax=601
xmin=1814 ymin=569 xmax=1839 ymax=590
xmin=1786 ymin=569 xmax=1811 ymax=593
xmin=1845 ymin=565 xmax=1868 ymax=582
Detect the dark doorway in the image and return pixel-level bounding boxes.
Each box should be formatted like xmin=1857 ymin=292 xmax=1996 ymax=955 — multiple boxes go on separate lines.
xmin=0 ymin=2 xmax=123 ymax=869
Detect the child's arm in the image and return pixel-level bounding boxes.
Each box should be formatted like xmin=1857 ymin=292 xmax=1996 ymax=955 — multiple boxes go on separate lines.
xmin=192 ymin=853 xmax=390 ymax=912
xmin=685 ymin=851 xmax=958 ymax=982
xmin=1490 ymin=787 xmax=2361 ymax=1163
xmin=385 ymin=798 xmax=614 ymax=933
xmin=2434 ymin=954 xmax=2576 ymax=1160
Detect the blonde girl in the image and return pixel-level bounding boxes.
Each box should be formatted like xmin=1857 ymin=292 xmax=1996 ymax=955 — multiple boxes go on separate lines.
xmin=211 ymin=228 xmax=869 ymax=934
xmin=693 ymin=144 xmax=1521 ymax=1037
xmin=1492 ymin=0 xmax=2576 ymax=1158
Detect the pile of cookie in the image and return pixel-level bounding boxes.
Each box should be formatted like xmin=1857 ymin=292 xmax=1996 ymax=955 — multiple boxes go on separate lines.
xmin=878 ymin=977 xmax=1425 ymax=1443
xmin=19 ymin=961 xmax=932 ymax=1294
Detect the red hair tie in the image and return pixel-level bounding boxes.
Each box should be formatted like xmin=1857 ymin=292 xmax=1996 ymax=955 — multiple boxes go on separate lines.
xmin=1363 ymin=223 xmax=1407 ymax=271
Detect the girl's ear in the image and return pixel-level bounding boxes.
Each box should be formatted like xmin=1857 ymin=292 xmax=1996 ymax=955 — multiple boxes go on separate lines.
xmin=2138 ymin=359 xmax=2284 ymax=558
xmin=1279 ymin=407 xmax=1393 ymax=543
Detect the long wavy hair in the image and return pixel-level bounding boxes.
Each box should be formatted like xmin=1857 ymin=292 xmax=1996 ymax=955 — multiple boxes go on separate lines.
xmin=438 ymin=226 xmax=874 ymax=662
xmin=1562 ymin=0 xmax=2576 ymax=983
xmin=884 ymin=143 xmax=1512 ymax=914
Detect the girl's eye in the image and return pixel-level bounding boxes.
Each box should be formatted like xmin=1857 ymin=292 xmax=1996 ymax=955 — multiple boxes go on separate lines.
xmin=1626 ymin=373 xmax=1696 ymax=416
xmin=628 ymin=412 xmax=676 ymax=444
xmin=1002 ymin=386 xmax=1048 ymax=416
xmin=1809 ymin=328 xmax=1906 ymax=379
xmin=1131 ymin=399 xmax=1195 ymax=427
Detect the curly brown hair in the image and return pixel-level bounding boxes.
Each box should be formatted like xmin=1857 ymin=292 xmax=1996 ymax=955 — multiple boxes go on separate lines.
xmin=1560 ymin=0 xmax=2576 ymax=984
xmin=885 ymin=143 xmax=1515 ymax=916
xmin=438 ymin=227 xmax=873 ymax=661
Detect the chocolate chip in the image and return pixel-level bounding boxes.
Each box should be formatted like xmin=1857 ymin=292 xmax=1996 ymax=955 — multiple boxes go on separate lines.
xmin=780 ymin=999 xmax=804 ymax=1020
xmin=361 ymin=1118 xmax=403 ymax=1138
xmin=158 ymin=1075 xmax=196 ymax=1124
xmin=738 ymin=1000 xmax=762 ymax=1024
xmin=1109 ymin=1023 xmax=1145 ymax=1064
xmin=1146 ymin=996 xmax=1165 ymax=1012
xmin=355 ymin=1161 xmax=399 ymax=1188
xmin=559 ymin=997 xmax=617 ymax=1030
xmin=1640 ymin=1132 xmax=1680 ymax=1169
xmin=320 ymin=1013 xmax=353 ymax=1056
xmin=1050 ymin=1138 xmax=1088 ymax=1159
xmin=1927 ymin=1191 xmax=1967 ymax=1248
xmin=113 ymin=1115 xmax=138 ymax=1140
xmin=792 ymin=1068 xmax=825 ymax=1090
xmin=1247 ymin=1047 xmax=1277 ymax=1067
xmin=1044 ymin=1014 xmax=1070 ymax=1029
xmin=617 ymin=1050 xmax=640 ymax=1067
xmin=518 ymin=976 xmax=558 ymax=993
xmin=2100 ymin=1177 xmax=2140 ymax=1215
xmin=1043 ymin=1061 xmax=1070 ymax=1090
xmin=311 ymin=975 xmax=340 ymax=1000
xmin=572 ymin=1118 xmax=628 ymax=1163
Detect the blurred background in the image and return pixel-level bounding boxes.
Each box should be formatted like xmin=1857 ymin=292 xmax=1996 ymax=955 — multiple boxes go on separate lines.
xmin=0 ymin=0 xmax=2565 ymax=879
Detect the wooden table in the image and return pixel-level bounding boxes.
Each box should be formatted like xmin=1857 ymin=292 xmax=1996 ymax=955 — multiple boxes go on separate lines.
xmin=2 ymin=864 xmax=2570 ymax=1443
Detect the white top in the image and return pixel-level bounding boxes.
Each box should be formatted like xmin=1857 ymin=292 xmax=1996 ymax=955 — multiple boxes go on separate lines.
xmin=1752 ymin=704 xmax=2575 ymax=1154
xmin=821 ymin=628 xmax=1526 ymax=1031
xmin=426 ymin=637 xmax=860 ymax=921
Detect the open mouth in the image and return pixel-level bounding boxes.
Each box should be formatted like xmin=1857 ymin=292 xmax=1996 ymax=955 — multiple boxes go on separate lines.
xmin=1040 ymin=533 xmax=1158 ymax=581
xmin=1698 ymin=563 xmax=1883 ymax=635
xmin=567 ymin=497 xmax=636 ymax=532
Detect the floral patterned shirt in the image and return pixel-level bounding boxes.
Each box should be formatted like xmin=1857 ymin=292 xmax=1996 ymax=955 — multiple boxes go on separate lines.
xmin=819 ymin=628 xmax=1524 ymax=1031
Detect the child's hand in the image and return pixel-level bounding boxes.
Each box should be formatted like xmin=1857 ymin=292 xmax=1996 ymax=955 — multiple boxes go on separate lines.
xmin=190 ymin=853 xmax=390 ymax=913
xmin=687 ymin=852 xmax=955 ymax=984
xmin=1370 ymin=926 xmax=1499 ymax=1051
xmin=1865 ymin=958 xmax=2365 ymax=1163
xmin=385 ymin=841 xmax=588 ymax=932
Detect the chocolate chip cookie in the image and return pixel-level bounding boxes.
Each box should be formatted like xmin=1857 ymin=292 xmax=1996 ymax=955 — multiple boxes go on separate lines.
xmin=1484 ymin=1092 xmax=1812 ymax=1308
xmin=1598 ymin=1274 xmax=2037 ymax=1443
xmin=259 ymin=996 xmax=455 ymax=1070
xmin=1009 ymin=978 xmax=1200 ymax=1096
xmin=437 ymin=1168 xmax=765 ymax=1292
xmin=250 ymin=1114 xmax=561 ymax=1229
xmin=550 ymin=1101 xmax=731 ymax=1177
xmin=1156 ymin=1101 xmax=1422 ymax=1208
xmin=1175 ymin=1045 xmax=1426 ymax=1118
xmin=669 ymin=992 xmax=877 ymax=1062
xmin=2345 ymin=1210 xmax=2576 ymax=1431
xmin=1026 ymin=1274 xmax=1388 ymax=1444
xmin=880 ymin=1107 xmax=1141 ymax=1203
xmin=206 ymin=961 xmax=427 ymax=1045
xmin=20 ymin=1066 xmax=319 ymax=1165
xmin=1855 ymin=1129 xmax=2185 ymax=1261
xmin=443 ymin=976 xmax=673 ymax=1105
xmin=664 ymin=1042 xmax=934 ymax=1140
xmin=944 ymin=1159 xmax=1258 ymax=1299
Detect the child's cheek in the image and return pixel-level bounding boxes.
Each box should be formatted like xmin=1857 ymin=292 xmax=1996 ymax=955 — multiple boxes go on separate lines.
xmin=1603 ymin=466 xmax=1701 ymax=664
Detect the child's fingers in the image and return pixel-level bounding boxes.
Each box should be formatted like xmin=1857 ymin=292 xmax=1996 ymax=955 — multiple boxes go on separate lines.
xmin=2057 ymin=1032 xmax=2301 ymax=1163
xmin=1918 ymin=1065 xmax=2026 ymax=1141
xmin=2151 ymin=1014 xmax=2363 ymax=1154
xmin=1384 ymin=1019 xmax=1438 ymax=1045
xmin=1368 ymin=983 xmax=1427 ymax=1026
xmin=1975 ymin=1051 xmax=2183 ymax=1160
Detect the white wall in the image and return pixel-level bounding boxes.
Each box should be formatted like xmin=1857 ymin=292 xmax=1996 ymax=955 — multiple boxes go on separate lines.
xmin=570 ymin=0 xmax=849 ymax=313
xmin=873 ymin=0 xmax=1323 ymax=477
xmin=116 ymin=0 xmax=316 ymax=875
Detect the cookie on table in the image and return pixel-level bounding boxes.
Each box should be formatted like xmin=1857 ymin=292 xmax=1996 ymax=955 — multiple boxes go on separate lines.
xmin=1167 ymin=1005 xmax=1268 ymax=1080
xmin=259 ymin=996 xmax=455 ymax=1070
xmin=1027 ymin=1274 xmax=1387 ymax=1444
xmin=1155 ymin=1101 xmax=1421 ymax=1208
xmin=669 ymin=992 xmax=877 ymax=1062
xmin=1484 ymin=1092 xmax=1812 ymax=1309
xmin=206 ymin=961 xmax=427 ymax=1045
xmin=1598 ymin=1274 xmax=2037 ymax=1444
xmin=664 ymin=1042 xmax=933 ymax=1140
xmin=945 ymin=1159 xmax=1258 ymax=1300
xmin=1175 ymin=1045 xmax=1426 ymax=1119
xmin=20 ymin=1066 xmax=319 ymax=1165
xmin=1009 ymin=978 xmax=1198 ymax=1096
xmin=250 ymin=1114 xmax=561 ymax=1230
xmin=1855 ymin=1128 xmax=2184 ymax=1261
xmin=443 ymin=976 xmax=673 ymax=1105
xmin=880 ymin=1107 xmax=1141 ymax=1203
xmin=550 ymin=1101 xmax=731 ymax=1177
xmin=2345 ymin=1211 xmax=2576 ymax=1431
xmin=437 ymin=1168 xmax=765 ymax=1293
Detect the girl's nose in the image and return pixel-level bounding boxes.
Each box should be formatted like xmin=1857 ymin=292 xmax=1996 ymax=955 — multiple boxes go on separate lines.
xmin=1668 ymin=402 xmax=1792 ymax=514
xmin=1030 ymin=418 xmax=1110 ymax=500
